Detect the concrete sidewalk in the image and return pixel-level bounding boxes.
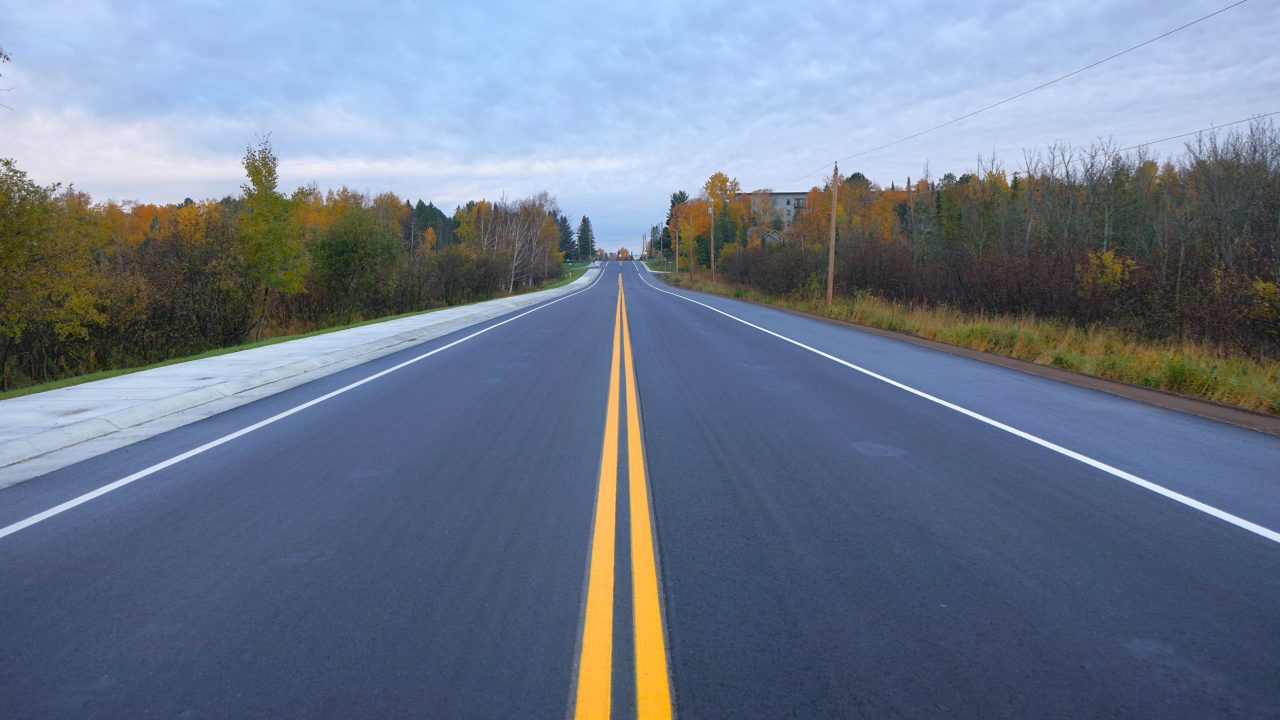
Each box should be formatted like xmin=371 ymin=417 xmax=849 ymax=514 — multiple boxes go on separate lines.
xmin=0 ymin=265 xmax=601 ymax=487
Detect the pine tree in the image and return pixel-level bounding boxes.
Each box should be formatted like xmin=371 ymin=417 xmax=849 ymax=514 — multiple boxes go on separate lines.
xmin=557 ymin=213 xmax=577 ymax=261
xmin=420 ymin=202 xmax=455 ymax=247
xmin=412 ymin=200 xmax=433 ymax=247
xmin=662 ymin=191 xmax=688 ymax=258
xmin=577 ymin=216 xmax=595 ymax=260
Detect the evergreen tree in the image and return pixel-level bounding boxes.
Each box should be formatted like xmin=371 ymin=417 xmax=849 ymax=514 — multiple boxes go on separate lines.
xmin=577 ymin=216 xmax=595 ymax=260
xmin=420 ymin=202 xmax=455 ymax=247
xmin=662 ymin=191 xmax=688 ymax=257
xmin=557 ymin=213 xmax=577 ymax=261
xmin=411 ymin=199 xmax=433 ymax=247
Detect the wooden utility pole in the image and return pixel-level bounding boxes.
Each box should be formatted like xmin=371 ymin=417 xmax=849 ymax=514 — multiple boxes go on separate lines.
xmin=709 ymin=200 xmax=716 ymax=280
xmin=827 ymin=161 xmax=839 ymax=308
xmin=673 ymin=226 xmax=680 ymax=274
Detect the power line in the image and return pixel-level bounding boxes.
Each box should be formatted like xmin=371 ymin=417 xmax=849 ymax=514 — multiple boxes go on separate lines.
xmin=781 ymin=0 xmax=1251 ymax=187
xmin=1118 ymin=110 xmax=1280 ymax=153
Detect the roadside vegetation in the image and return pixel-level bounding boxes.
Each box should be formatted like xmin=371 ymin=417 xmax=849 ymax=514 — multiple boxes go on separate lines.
xmin=643 ymin=256 xmax=673 ymax=272
xmin=647 ymin=120 xmax=1280 ymax=415
xmin=0 ymin=139 xmax=600 ymax=392
xmin=0 ymin=258 xmax=594 ymax=403
xmin=668 ymin=274 xmax=1280 ymax=415
xmin=551 ymin=260 xmax=592 ymax=288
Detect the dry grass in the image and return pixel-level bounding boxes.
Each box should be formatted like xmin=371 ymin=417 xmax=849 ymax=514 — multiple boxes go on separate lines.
xmin=670 ymin=274 xmax=1280 ymax=416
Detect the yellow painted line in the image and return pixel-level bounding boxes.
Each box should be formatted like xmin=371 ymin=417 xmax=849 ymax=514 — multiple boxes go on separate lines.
xmin=621 ymin=283 xmax=675 ymax=719
xmin=573 ymin=282 xmax=623 ymax=720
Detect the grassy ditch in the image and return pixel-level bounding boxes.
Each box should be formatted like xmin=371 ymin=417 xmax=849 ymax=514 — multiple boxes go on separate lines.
xmin=644 ymin=257 xmax=673 ymax=272
xmin=547 ymin=261 xmax=591 ymax=289
xmin=667 ymin=273 xmax=1280 ymax=416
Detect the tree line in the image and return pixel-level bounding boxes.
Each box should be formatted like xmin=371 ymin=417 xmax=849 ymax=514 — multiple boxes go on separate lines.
xmin=654 ymin=121 xmax=1280 ymax=358
xmin=0 ymin=139 xmax=598 ymax=391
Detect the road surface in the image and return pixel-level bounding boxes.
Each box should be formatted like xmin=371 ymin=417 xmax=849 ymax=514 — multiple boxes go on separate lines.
xmin=1 ymin=262 xmax=1277 ymax=718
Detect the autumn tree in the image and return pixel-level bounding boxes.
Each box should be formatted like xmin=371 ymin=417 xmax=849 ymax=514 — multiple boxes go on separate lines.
xmin=455 ymin=199 xmax=496 ymax=250
xmin=539 ymin=214 xmax=564 ymax=278
xmin=0 ymin=141 xmax=586 ymax=393
xmin=669 ymin=199 xmax=711 ymax=271
xmin=370 ymin=191 xmax=407 ymax=246
xmin=0 ymin=160 xmax=103 ymax=388
xmin=675 ymin=122 xmax=1280 ymax=357
xmin=703 ymin=172 xmax=741 ymax=216
xmin=239 ymin=136 xmax=307 ymax=336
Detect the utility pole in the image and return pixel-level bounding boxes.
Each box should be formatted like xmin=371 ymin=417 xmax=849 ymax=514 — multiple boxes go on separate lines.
xmin=709 ymin=200 xmax=716 ymax=280
xmin=673 ymin=226 xmax=680 ymax=274
xmin=827 ymin=161 xmax=839 ymax=308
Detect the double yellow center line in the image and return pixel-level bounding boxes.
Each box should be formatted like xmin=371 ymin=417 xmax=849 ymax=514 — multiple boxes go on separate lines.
xmin=574 ymin=276 xmax=673 ymax=719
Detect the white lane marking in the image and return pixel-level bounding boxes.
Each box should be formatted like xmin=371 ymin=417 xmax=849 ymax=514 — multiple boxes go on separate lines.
xmin=634 ymin=268 xmax=1280 ymax=545
xmin=0 ymin=269 xmax=608 ymax=541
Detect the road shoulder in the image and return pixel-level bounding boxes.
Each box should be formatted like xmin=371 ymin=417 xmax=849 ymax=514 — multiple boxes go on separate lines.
xmin=649 ymin=271 xmax=1280 ymax=438
xmin=0 ymin=266 xmax=602 ymax=487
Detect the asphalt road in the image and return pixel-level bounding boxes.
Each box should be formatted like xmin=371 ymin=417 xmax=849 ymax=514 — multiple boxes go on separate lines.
xmin=1 ymin=262 xmax=1277 ymax=718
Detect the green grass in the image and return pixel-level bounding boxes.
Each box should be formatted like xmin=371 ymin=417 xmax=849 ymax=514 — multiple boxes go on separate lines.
xmin=544 ymin=262 xmax=589 ymax=289
xmin=0 ymin=264 xmax=588 ymax=401
xmin=644 ymin=257 xmax=673 ymax=272
xmin=669 ymin=274 xmax=1280 ymax=416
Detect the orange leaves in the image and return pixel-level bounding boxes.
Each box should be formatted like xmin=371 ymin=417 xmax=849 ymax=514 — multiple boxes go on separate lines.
xmin=175 ymin=202 xmax=206 ymax=245
xmin=670 ymin=199 xmax=711 ymax=239
xmin=294 ymin=186 xmax=337 ymax=241
xmin=703 ymin=171 xmax=741 ymax=210
xmin=668 ymin=199 xmax=713 ymax=269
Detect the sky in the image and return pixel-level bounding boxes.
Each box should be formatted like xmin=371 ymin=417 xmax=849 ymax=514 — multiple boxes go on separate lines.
xmin=2 ymin=0 xmax=1278 ymax=252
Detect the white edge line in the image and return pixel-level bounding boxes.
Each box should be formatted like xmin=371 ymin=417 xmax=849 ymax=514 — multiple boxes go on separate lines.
xmin=634 ymin=267 xmax=1280 ymax=546
xmin=0 ymin=268 xmax=608 ymax=541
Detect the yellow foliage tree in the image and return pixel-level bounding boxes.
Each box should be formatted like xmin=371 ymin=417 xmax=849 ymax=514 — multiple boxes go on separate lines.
xmin=669 ymin=200 xmax=711 ymax=270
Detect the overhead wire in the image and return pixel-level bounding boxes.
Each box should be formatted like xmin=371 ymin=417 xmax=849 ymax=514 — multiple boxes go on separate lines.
xmin=778 ymin=0 xmax=1252 ymax=188
xmin=1117 ymin=110 xmax=1279 ymax=153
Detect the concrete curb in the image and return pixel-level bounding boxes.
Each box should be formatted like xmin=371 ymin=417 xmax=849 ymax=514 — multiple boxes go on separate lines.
xmin=0 ymin=267 xmax=600 ymax=471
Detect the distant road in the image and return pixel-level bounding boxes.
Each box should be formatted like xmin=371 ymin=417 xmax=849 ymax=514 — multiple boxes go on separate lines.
xmin=1 ymin=262 xmax=1277 ymax=718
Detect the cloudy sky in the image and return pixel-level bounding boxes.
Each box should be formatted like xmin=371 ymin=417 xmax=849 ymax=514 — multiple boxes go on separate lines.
xmin=3 ymin=0 xmax=1277 ymax=250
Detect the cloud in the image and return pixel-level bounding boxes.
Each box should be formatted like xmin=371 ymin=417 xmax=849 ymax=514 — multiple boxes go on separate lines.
xmin=1 ymin=105 xmax=637 ymax=208
xmin=2 ymin=0 xmax=1278 ymax=249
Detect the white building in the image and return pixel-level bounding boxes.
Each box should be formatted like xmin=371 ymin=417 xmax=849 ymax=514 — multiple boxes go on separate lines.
xmin=749 ymin=191 xmax=809 ymax=224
